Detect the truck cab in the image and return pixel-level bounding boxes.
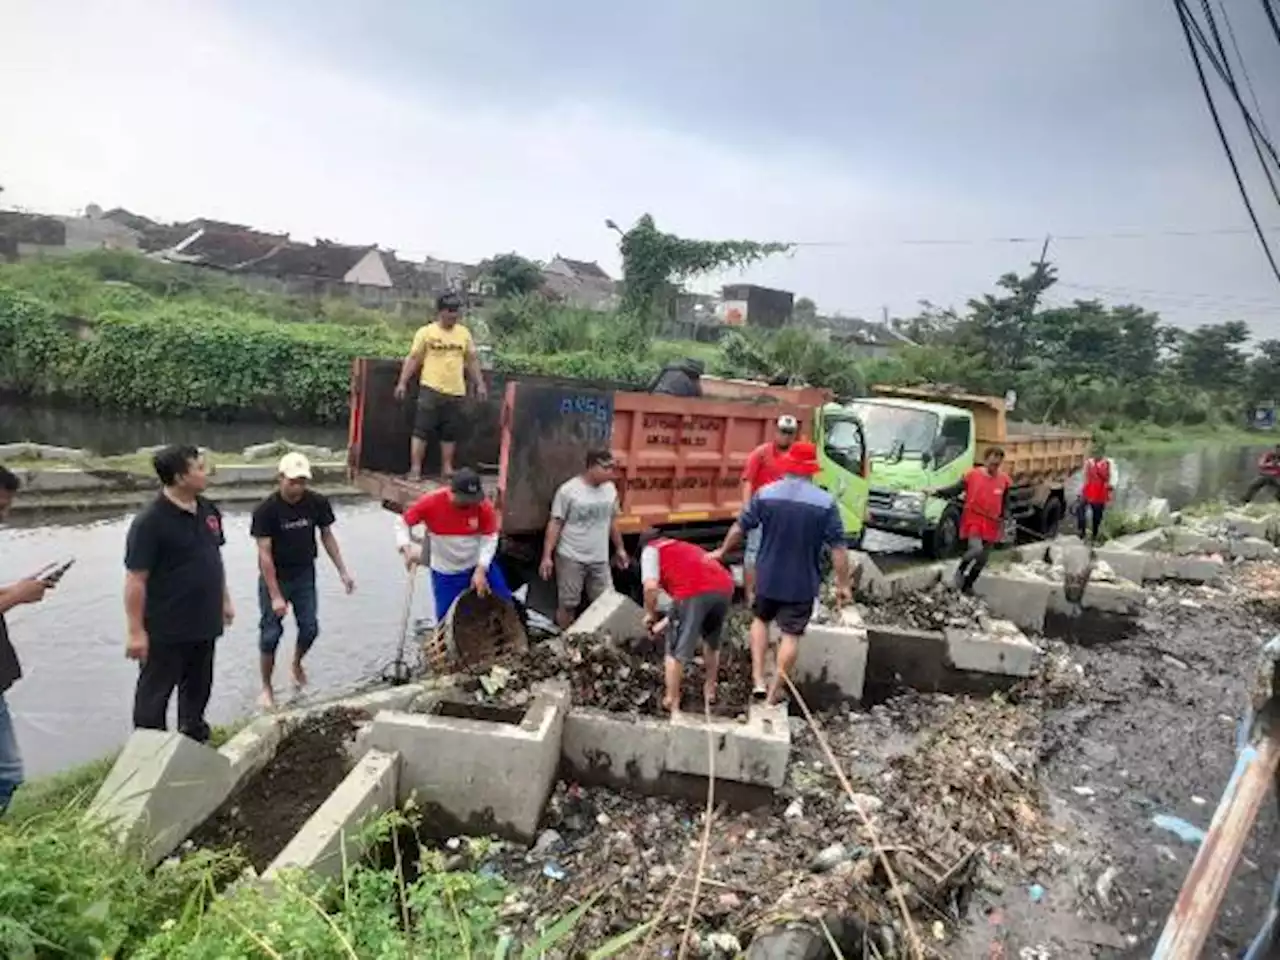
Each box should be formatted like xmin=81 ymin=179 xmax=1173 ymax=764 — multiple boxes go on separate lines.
xmin=814 ymin=402 xmax=870 ymax=547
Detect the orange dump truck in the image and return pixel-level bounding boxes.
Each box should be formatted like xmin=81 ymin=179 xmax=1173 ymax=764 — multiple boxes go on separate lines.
xmin=347 ymin=360 xmax=860 ymax=615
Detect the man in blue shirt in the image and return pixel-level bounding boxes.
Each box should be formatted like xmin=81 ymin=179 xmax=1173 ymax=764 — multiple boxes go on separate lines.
xmin=711 ymin=441 xmax=852 ymax=705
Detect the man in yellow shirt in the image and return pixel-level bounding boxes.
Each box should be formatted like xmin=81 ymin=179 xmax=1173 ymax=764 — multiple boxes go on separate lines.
xmin=394 ymin=292 xmax=487 ymax=480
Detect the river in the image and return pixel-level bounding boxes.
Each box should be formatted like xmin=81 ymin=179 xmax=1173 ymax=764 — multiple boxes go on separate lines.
xmin=0 ymin=439 xmax=1273 ymax=779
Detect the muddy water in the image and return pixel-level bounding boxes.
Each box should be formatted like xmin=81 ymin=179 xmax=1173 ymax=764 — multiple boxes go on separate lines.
xmin=0 ymin=503 xmax=437 ymax=777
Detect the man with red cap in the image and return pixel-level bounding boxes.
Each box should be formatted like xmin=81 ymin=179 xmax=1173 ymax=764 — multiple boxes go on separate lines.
xmin=740 ymin=415 xmax=799 ymax=604
xmin=712 ymin=441 xmax=852 ymax=706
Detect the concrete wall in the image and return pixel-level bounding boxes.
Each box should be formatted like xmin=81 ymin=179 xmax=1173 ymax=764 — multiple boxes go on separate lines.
xmin=60 ymin=216 xmax=141 ymax=252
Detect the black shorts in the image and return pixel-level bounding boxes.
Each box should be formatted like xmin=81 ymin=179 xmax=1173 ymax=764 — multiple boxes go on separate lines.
xmin=666 ymin=592 xmax=732 ymax=664
xmin=752 ymin=595 xmax=813 ymax=637
xmin=413 ymin=387 xmax=464 ymax=443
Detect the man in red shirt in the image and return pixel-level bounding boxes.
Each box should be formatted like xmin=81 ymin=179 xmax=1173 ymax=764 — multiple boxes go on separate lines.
xmin=1244 ymin=444 xmax=1280 ymax=503
xmin=640 ymin=535 xmax=736 ymax=715
xmin=936 ymin=446 xmax=1012 ymax=595
xmin=740 ymin=415 xmax=798 ymax=603
xmin=1077 ymin=443 xmax=1113 ymax=542
xmin=394 ymin=469 xmax=513 ymax=622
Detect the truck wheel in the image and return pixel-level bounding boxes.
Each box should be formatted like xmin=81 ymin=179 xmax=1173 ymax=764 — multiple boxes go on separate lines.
xmin=1040 ymin=497 xmax=1064 ymax=539
xmin=923 ymin=507 xmax=961 ymax=559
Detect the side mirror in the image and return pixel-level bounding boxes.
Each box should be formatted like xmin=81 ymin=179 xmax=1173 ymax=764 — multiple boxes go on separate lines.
xmin=920 ymin=451 xmax=932 ymax=469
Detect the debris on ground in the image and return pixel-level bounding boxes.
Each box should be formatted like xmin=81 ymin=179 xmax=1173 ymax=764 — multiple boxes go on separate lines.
xmin=859 ymin=581 xmax=991 ymax=630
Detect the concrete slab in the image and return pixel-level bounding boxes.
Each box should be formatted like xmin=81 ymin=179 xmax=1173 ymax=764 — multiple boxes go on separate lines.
xmin=1048 ymin=580 xmax=1145 ymax=618
xmin=1223 ymin=513 xmax=1271 ymax=541
xmin=859 ymin=560 xmax=944 ymax=600
xmin=565 ymin=591 xmax=648 ymax=640
xmin=793 ymin=612 xmax=869 ymax=703
xmin=218 ymin=716 xmax=285 ymax=790
xmin=1229 ymin=536 xmax=1278 ymax=560
xmin=1111 ymin=529 xmax=1170 ymax=553
xmin=944 ymin=621 xmax=1039 ymax=678
xmin=86 ymin=730 xmax=235 ymax=866
xmin=1094 ymin=547 xmax=1153 ymax=584
xmin=668 ymin=703 xmax=789 ymax=788
xmin=361 ymin=685 xmax=567 ymax=842
xmin=1156 ymin=554 xmax=1225 ymax=584
xmin=561 ymin=707 xmax=669 ymax=789
xmin=1167 ymin=530 xmax=1226 ymax=556
xmin=970 ymin=573 xmax=1053 ymax=634
xmin=263 ymin=749 xmax=400 ymax=882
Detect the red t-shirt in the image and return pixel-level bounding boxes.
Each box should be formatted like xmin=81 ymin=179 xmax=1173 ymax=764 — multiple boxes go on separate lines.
xmin=643 ymin=538 xmax=734 ymax=600
xmin=743 ymin=442 xmax=788 ymax=495
xmin=402 ymin=488 xmax=498 ymax=573
xmin=959 ymin=467 xmax=1011 ymax=544
xmin=1082 ymin=458 xmax=1111 ymax=505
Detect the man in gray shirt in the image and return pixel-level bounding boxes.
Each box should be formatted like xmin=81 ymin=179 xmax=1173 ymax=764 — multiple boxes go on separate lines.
xmin=540 ymin=449 xmax=629 ymax=628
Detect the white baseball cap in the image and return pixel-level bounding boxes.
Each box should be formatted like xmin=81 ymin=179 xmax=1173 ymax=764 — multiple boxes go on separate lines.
xmin=278 ymin=452 xmax=312 ymax=480
xmin=776 ymin=415 xmax=799 ymax=433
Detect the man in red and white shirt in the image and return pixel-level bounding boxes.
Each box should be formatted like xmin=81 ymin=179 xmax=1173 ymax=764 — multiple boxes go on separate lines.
xmin=740 ymin=415 xmax=798 ymax=603
xmin=640 ymin=535 xmax=735 ymax=715
xmin=394 ymin=469 xmax=512 ymax=622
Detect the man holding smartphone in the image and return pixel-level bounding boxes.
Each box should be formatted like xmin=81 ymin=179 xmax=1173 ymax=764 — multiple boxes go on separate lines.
xmin=0 ymin=466 xmax=56 ymax=815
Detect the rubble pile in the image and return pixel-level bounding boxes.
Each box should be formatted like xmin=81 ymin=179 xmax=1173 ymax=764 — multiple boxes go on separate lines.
xmin=858 ymin=582 xmax=990 ymax=631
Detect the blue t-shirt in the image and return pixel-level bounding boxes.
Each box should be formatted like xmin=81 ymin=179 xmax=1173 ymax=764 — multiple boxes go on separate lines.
xmin=739 ymin=476 xmax=845 ymax=603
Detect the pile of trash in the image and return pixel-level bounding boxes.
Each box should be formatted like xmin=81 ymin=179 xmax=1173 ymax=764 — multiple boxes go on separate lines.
xmin=455 ymin=627 xmax=757 ymax=717
xmin=858 ymin=582 xmax=990 ymax=631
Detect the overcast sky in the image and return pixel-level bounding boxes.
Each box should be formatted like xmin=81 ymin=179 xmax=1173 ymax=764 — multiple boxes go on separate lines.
xmin=4 ymin=0 xmax=1280 ymax=332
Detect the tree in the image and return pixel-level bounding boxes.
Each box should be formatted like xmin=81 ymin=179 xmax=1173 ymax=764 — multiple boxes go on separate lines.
xmin=617 ymin=214 xmax=791 ymax=331
xmin=479 ymin=253 xmax=544 ymax=299
xmin=1173 ymin=321 xmax=1250 ymax=390
xmin=793 ymin=297 xmax=818 ymax=325
xmin=1248 ymin=339 xmax=1280 ymax=404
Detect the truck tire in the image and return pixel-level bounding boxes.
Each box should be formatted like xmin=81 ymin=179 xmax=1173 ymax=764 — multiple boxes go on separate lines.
xmin=922 ymin=505 xmax=962 ymax=559
xmin=1039 ymin=496 xmax=1064 ymax=539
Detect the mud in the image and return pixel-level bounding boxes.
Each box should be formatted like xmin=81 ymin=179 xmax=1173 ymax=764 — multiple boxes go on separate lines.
xmin=188 ymin=707 xmax=366 ymax=871
xmin=859 ymin=582 xmax=989 ymax=631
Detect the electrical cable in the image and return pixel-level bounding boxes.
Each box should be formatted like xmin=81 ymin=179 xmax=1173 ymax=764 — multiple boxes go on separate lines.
xmin=1262 ymin=0 xmax=1280 ymax=49
xmin=1172 ymin=0 xmax=1280 ymax=284
xmin=1221 ymin=0 xmax=1274 ymax=143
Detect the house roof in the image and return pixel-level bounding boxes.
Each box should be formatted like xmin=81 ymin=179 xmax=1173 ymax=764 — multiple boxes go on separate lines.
xmin=250 ymin=241 xmax=377 ymax=281
xmin=0 ymin=211 xmax=66 ymax=246
xmin=828 ymin=317 xmax=915 ymax=347
xmin=166 ymin=227 xmax=287 ymax=270
xmin=385 ymin=256 xmax=435 ymax=292
xmin=555 ymin=256 xmax=612 ymax=282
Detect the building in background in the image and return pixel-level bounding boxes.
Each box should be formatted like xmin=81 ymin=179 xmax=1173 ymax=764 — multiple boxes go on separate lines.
xmin=720 ymin=283 xmax=794 ymax=330
xmin=543 ymin=256 xmax=619 ymax=310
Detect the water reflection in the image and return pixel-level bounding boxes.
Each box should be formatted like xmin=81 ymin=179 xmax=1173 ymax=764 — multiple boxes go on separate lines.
xmin=0 ymin=402 xmax=347 ymax=457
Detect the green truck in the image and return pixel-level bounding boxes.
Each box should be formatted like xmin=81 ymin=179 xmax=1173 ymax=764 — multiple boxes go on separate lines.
xmin=842 ymin=386 xmax=1091 ymax=556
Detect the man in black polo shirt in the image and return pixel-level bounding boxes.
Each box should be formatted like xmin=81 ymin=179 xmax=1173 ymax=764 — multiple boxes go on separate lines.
xmin=124 ymin=445 xmax=233 ymax=743
xmin=0 ymin=466 xmax=53 ymax=814
xmin=251 ymin=452 xmax=354 ymax=709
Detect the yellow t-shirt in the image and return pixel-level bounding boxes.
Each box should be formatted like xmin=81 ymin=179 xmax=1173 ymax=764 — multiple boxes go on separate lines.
xmin=410 ymin=321 xmax=472 ymax=396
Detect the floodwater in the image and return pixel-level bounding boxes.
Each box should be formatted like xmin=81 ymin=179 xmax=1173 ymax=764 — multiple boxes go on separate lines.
xmin=0 ymin=440 xmax=1274 ymax=778
xmin=0 ymin=401 xmax=347 ymax=456
xmin=1 ymin=502 xmax=437 ymax=778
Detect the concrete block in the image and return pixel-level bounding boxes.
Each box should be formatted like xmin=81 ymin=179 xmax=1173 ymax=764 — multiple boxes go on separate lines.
xmin=1223 ymin=513 xmax=1271 ymax=541
xmin=970 ymin=574 xmax=1052 ymax=634
xmin=1167 ymin=529 xmax=1226 ymax=556
xmin=1112 ymin=528 xmax=1170 ymax=553
xmin=362 ymin=686 xmax=567 ymax=842
xmin=86 ymin=730 xmax=235 ymax=866
xmin=793 ymin=613 xmax=869 ymax=702
xmin=561 ymin=708 xmax=669 ymax=788
xmin=1048 ymin=579 xmax=1145 ymax=617
xmin=1229 ymin=536 xmax=1279 ymax=560
xmin=219 ymin=716 xmax=285 ymax=790
xmin=668 ymin=704 xmax=789 ymax=788
xmin=944 ymin=620 xmax=1039 ymax=678
xmin=1145 ymin=498 xmax=1172 ymax=525
xmin=865 ymin=623 xmax=949 ymax=692
xmin=1094 ymin=547 xmax=1153 ymax=584
xmin=860 ymin=561 xmax=945 ymax=600
xmin=1162 ymin=554 xmax=1226 ymax=583
xmin=566 ymin=591 xmax=648 ymax=640
xmin=263 ymin=749 xmax=400 ymax=881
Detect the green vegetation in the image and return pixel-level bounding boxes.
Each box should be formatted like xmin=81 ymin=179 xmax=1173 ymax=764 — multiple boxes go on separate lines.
xmin=0 ymin=247 xmax=1273 ymax=448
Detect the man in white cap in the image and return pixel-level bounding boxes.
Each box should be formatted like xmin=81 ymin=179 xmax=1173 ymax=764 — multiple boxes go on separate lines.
xmin=740 ymin=415 xmax=799 ymax=604
xmin=250 ymin=452 xmax=355 ymax=708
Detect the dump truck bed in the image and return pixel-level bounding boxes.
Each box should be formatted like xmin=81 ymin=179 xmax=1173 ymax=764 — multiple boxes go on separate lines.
xmin=348 ymin=359 xmax=827 ymax=534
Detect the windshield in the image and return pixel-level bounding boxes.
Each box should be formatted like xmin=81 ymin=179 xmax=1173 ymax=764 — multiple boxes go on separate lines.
xmin=848 ymin=402 xmax=939 ymax=457
xmin=823 ymin=417 xmax=864 ymax=474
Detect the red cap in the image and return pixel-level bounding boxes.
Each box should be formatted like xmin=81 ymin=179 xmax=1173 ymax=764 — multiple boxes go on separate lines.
xmin=781 ymin=440 xmax=821 ymax=475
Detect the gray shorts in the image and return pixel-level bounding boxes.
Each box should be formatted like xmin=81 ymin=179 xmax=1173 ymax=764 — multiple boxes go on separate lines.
xmin=744 ymin=527 xmax=762 ymax=569
xmin=666 ymin=592 xmax=733 ymax=664
xmin=556 ymin=556 xmax=612 ymax=611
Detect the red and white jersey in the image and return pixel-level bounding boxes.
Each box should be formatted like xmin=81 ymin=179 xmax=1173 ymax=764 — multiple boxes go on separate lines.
xmin=398 ymin=488 xmax=499 ymax=574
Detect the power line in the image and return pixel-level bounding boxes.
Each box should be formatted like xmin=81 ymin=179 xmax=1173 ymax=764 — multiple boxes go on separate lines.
xmin=784 ymin=225 xmax=1280 ymax=248
xmin=1262 ymin=0 xmax=1280 ymax=49
xmin=1220 ymin=0 xmax=1273 ymax=143
xmin=1173 ymin=0 xmax=1280 ymax=284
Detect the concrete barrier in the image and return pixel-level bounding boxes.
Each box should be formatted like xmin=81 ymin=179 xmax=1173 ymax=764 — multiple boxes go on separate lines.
xmin=263 ymin=749 xmax=400 ymax=882
xmin=864 ymin=620 xmax=1037 ymax=694
xmin=219 ymin=716 xmax=286 ymax=790
xmin=1223 ymin=513 xmax=1272 ymax=541
xmin=1048 ymin=579 xmax=1145 ymax=618
xmin=944 ymin=620 xmax=1039 ymax=678
xmin=858 ymin=556 xmax=944 ymax=600
xmin=793 ymin=612 xmax=870 ymax=703
xmin=1154 ymin=554 xmax=1225 ymax=584
xmin=1094 ymin=546 xmax=1154 ymax=584
xmin=361 ymin=685 xmax=568 ymax=842
xmin=86 ymin=730 xmax=235 ymax=867
xmin=970 ymin=573 xmax=1053 ymax=633
xmin=565 ymin=591 xmax=648 ymax=640
xmin=1111 ymin=529 xmax=1169 ymax=553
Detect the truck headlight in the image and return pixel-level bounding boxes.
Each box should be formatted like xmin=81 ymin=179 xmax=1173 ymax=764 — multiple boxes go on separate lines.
xmin=891 ymin=492 xmax=925 ymax=513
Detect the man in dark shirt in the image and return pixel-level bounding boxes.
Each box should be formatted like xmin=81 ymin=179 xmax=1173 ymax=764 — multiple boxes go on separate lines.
xmin=0 ymin=467 xmax=53 ymax=814
xmin=251 ymin=452 xmax=354 ymax=709
xmin=712 ymin=442 xmax=853 ymax=706
xmin=124 ymin=445 xmax=233 ymax=743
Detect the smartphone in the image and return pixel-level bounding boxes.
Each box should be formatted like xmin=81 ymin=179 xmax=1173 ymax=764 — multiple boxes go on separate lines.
xmin=36 ymin=559 xmax=75 ymax=585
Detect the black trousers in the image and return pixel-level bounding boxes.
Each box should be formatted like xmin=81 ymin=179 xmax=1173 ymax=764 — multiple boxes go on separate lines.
xmin=133 ymin=640 xmax=216 ymax=743
xmin=1078 ymin=501 xmax=1105 ymax=540
xmin=955 ymin=536 xmax=991 ymax=593
xmin=1244 ymin=476 xmax=1280 ymax=504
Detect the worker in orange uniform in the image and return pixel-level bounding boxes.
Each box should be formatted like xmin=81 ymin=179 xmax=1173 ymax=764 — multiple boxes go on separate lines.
xmin=1077 ymin=443 xmax=1113 ymax=543
xmin=935 ymin=446 xmax=1011 ymax=595
xmin=739 ymin=415 xmax=799 ymax=604
xmin=639 ymin=535 xmax=736 ymax=716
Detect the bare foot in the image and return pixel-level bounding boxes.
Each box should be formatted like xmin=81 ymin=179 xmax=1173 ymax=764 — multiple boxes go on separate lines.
xmin=291 ymin=661 xmax=308 ymax=689
xmin=258 ymin=687 xmax=276 ymax=710
xmin=704 ymin=681 xmax=718 ymax=706
xmin=662 ymin=693 xmax=680 ymax=716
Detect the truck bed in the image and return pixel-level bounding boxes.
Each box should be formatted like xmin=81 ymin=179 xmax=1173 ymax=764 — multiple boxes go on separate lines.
xmin=352 ymin=469 xmax=501 ymax=511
